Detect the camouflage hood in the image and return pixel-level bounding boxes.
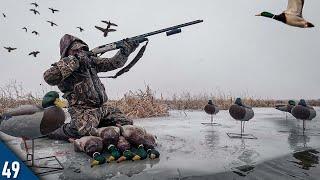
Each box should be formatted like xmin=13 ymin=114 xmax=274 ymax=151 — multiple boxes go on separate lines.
xmin=60 ymin=34 xmax=89 ymax=58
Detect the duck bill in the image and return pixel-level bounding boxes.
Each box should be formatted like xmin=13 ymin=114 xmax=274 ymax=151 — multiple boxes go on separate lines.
xmin=132 ymin=155 xmax=141 ymax=161
xmin=90 ymin=160 xmax=99 ymax=168
xmin=116 ymin=156 xmax=126 ymax=163
xmin=54 ymin=98 xmax=67 ymax=108
xmin=107 ymin=156 xmax=115 ymax=163
xmin=255 ymin=13 xmax=262 ymax=16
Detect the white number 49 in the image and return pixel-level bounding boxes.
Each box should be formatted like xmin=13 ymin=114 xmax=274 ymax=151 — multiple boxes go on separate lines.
xmin=2 ymin=161 xmax=20 ymax=179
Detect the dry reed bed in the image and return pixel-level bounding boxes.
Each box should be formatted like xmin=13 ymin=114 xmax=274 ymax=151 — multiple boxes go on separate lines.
xmin=0 ymin=83 xmax=319 ymax=118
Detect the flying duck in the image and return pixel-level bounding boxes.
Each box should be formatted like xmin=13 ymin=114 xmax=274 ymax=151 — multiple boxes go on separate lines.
xmin=256 ymin=0 xmax=314 ymax=28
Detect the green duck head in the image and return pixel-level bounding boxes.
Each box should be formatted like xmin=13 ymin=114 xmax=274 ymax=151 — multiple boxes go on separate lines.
xmin=147 ymin=149 xmax=160 ymax=159
xmin=288 ymin=100 xmax=296 ymax=106
xmin=255 ymin=11 xmax=275 ymax=18
xmin=107 ymin=144 xmax=121 ymax=162
xmin=91 ymin=152 xmax=106 ymax=168
xmin=117 ymin=150 xmax=135 ymax=163
xmin=42 ymin=91 xmax=67 ymax=108
xmin=132 ymin=144 xmax=147 ymax=161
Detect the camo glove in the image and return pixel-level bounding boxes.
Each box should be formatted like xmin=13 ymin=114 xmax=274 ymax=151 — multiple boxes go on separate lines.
xmin=55 ymin=55 xmax=80 ymax=79
xmin=119 ymin=39 xmax=139 ymax=57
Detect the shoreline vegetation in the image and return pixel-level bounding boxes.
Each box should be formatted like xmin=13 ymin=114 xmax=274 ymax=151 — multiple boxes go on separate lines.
xmin=1 ymin=82 xmax=319 ymax=118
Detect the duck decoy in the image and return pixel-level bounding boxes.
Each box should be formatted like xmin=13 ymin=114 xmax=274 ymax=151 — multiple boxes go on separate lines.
xmin=132 ymin=144 xmax=148 ymax=161
xmin=120 ymin=125 xmax=147 ymax=146
xmin=0 ymin=91 xmax=66 ymax=174
xmin=275 ymin=100 xmax=296 ymax=120
xmin=90 ymin=152 xmax=106 ymax=167
xmin=107 ymin=144 xmax=121 ymax=162
xmin=143 ymin=133 xmax=157 ymax=149
xmin=227 ymin=98 xmax=256 ymax=139
xmin=147 ymin=149 xmax=160 ymax=159
xmin=92 ymin=126 xmax=120 ymax=148
xmin=256 ymin=0 xmax=314 ymax=28
xmin=291 ymin=99 xmax=317 ymax=134
xmin=116 ymin=150 xmax=136 ymax=163
xmin=202 ymin=100 xmax=220 ymax=125
xmin=71 ymin=136 xmax=104 ymax=157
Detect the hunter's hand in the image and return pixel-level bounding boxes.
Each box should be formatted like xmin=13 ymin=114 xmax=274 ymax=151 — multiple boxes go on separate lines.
xmin=120 ymin=38 xmax=139 ymax=56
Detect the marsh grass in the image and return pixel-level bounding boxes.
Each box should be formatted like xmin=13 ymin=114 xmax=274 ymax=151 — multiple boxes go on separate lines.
xmin=0 ymin=82 xmax=319 ymax=118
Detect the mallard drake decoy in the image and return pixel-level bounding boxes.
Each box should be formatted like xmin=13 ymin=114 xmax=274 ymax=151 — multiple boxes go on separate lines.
xmin=117 ymin=136 xmax=131 ymax=153
xmin=120 ymin=125 xmax=147 ymax=146
xmin=147 ymin=149 xmax=160 ymax=160
xmin=275 ymin=100 xmax=296 ymax=120
xmin=107 ymin=144 xmax=121 ymax=162
xmin=0 ymin=91 xmax=66 ymax=139
xmin=72 ymin=136 xmax=104 ymax=157
xmin=203 ymin=100 xmax=220 ymax=125
xmin=228 ymin=98 xmax=255 ymax=137
xmin=291 ymin=99 xmax=317 ymax=133
xmin=90 ymin=152 xmax=106 ymax=168
xmin=116 ymin=150 xmax=136 ymax=163
xmin=92 ymin=126 xmax=120 ymax=148
xmin=132 ymin=144 xmax=148 ymax=161
xmin=256 ymin=0 xmax=314 ymax=28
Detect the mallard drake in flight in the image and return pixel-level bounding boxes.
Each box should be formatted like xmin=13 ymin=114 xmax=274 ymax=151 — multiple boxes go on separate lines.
xmin=47 ymin=20 xmax=58 ymax=27
xmin=30 ymin=9 xmax=40 ymax=15
xmin=30 ymin=2 xmax=39 ymax=8
xmin=4 ymin=46 xmax=17 ymax=52
xmin=0 ymin=91 xmax=66 ymax=139
xmin=256 ymin=0 xmax=314 ymax=28
xmin=28 ymin=51 xmax=40 ymax=57
xmin=48 ymin=8 xmax=59 ymax=14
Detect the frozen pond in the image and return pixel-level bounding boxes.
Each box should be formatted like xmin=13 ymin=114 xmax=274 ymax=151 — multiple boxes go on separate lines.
xmin=1 ymin=108 xmax=320 ymax=179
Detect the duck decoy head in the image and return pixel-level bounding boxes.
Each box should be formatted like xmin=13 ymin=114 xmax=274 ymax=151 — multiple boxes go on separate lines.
xmin=288 ymin=100 xmax=296 ymax=106
xmin=42 ymin=91 xmax=67 ymax=108
xmin=235 ymin=98 xmax=243 ymax=106
xmin=298 ymin=99 xmax=307 ymax=107
xmin=208 ymin=100 xmax=213 ymax=105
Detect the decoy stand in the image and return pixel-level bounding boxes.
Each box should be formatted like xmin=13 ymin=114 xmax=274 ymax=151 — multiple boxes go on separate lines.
xmin=23 ymin=138 xmax=64 ymax=176
xmin=226 ymin=121 xmax=257 ymax=139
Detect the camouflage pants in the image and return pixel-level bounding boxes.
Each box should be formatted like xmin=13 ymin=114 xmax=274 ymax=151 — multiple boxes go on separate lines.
xmin=48 ymin=105 xmax=133 ymax=141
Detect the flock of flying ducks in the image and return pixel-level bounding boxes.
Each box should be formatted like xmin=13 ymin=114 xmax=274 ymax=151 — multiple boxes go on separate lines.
xmin=1 ymin=0 xmax=314 ymax=58
xmin=2 ymin=1 xmax=118 ymax=58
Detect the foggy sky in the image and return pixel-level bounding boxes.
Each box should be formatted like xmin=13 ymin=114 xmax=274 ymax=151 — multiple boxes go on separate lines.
xmin=0 ymin=0 xmax=319 ymax=99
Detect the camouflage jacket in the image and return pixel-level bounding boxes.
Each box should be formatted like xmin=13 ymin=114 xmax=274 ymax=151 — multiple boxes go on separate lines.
xmin=43 ymin=34 xmax=128 ymax=108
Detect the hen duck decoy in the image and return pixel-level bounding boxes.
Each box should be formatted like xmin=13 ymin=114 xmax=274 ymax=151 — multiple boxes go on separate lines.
xmin=120 ymin=125 xmax=147 ymax=146
xmin=117 ymin=136 xmax=131 ymax=153
xmin=143 ymin=133 xmax=157 ymax=149
xmin=291 ymin=99 xmax=317 ymax=133
xmin=72 ymin=136 xmax=104 ymax=157
xmin=203 ymin=100 xmax=220 ymax=125
xmin=256 ymin=0 xmax=314 ymax=28
xmin=92 ymin=126 xmax=120 ymax=148
xmin=228 ymin=98 xmax=255 ymax=139
xmin=275 ymin=100 xmax=296 ymax=119
xmin=0 ymin=91 xmax=66 ymax=139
